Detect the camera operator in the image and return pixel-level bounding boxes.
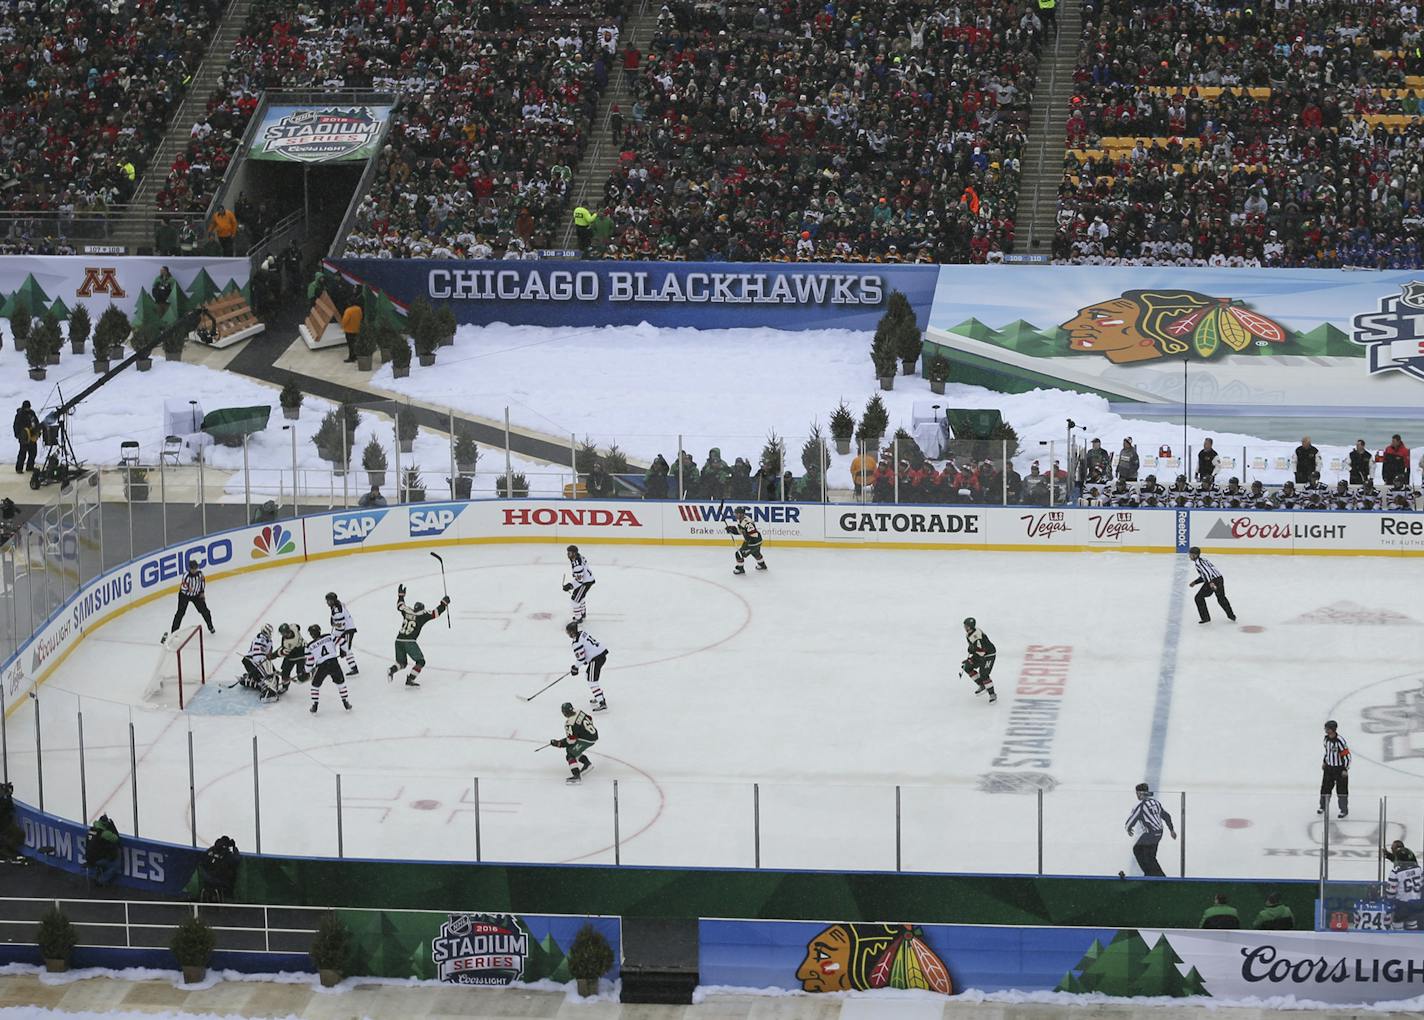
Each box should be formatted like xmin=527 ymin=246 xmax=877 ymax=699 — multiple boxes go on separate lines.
xmin=85 ymin=814 xmax=121 ymax=886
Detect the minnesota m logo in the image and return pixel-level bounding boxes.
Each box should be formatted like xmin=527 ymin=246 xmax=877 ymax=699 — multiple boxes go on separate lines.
xmin=76 ymin=267 xmax=125 ymax=298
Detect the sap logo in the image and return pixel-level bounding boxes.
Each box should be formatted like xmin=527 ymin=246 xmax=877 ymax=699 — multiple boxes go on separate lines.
xmin=409 ymin=504 xmax=467 ymax=537
xmin=332 ymin=509 xmax=388 ymax=546
xmin=139 ymin=539 xmax=233 ymax=588
xmin=75 ymin=267 xmax=126 ymax=298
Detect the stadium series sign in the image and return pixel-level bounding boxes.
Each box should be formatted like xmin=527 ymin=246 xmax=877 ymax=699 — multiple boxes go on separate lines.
xmin=250 ymin=104 xmax=393 ymax=163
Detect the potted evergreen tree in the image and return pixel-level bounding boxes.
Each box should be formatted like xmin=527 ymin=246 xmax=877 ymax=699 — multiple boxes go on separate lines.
xmin=567 ymin=923 xmax=614 ymax=998
xmin=67 ymin=303 xmax=91 ymax=356
xmin=388 ymin=331 xmax=412 ymax=379
xmin=455 ymin=427 xmax=479 ymax=474
xmin=362 ymin=438 xmax=388 ymax=488
xmin=129 ymin=321 xmax=159 ymax=374
xmin=894 ymin=315 xmax=923 ymax=376
xmin=313 ymin=411 xmax=347 ymax=475
xmin=308 ymin=913 xmax=352 ymax=989
xmin=39 ymin=314 xmax=63 ymax=365
xmin=396 ymin=408 xmax=418 ymax=453
xmin=354 ymin=318 xmax=377 ymax=372
xmin=495 ymin=472 xmax=529 ymax=497
xmin=280 ymin=381 xmax=303 ymax=421
xmin=161 ymin=320 xmax=187 ymax=361
xmin=170 ymin=914 xmax=216 ymax=985
xmin=93 ymin=306 xmax=130 ymax=373
xmin=435 ymin=306 xmax=457 ymax=348
xmin=858 ymin=394 xmax=889 ymax=450
xmin=401 ymin=465 xmax=426 ymax=502
xmin=927 ymin=353 xmax=950 ymax=395
xmin=37 ymin=906 xmax=78 ymax=973
xmin=829 ymin=401 xmax=855 ymax=455
xmin=412 ymin=307 xmax=439 ymax=367
xmin=800 ymin=424 xmax=827 ymax=500
xmin=25 ymin=321 xmax=50 ymax=380
xmin=8 ymin=297 xmax=29 ymax=352
xmin=871 ymin=330 xmax=897 ymax=390
xmin=124 ymin=465 xmax=150 ymax=502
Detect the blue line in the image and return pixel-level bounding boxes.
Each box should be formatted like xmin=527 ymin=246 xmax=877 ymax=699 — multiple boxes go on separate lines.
xmin=1146 ymin=557 xmax=1190 ymax=791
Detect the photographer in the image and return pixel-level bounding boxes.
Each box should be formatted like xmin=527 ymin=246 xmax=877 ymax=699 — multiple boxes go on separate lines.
xmin=197 ymin=836 xmax=241 ymax=903
xmin=84 ymin=815 xmax=121 ymax=886
xmin=0 ymin=782 xmax=22 ymax=859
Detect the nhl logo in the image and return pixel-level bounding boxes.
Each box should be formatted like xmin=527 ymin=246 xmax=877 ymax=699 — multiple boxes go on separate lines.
xmin=1351 ymin=282 xmax=1424 ymax=382
xmin=259 ymin=107 xmax=382 ymax=164
xmin=430 ymin=912 xmax=530 ymax=985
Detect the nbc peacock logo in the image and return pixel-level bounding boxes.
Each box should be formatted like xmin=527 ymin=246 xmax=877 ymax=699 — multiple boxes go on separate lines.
xmin=251 ymin=524 xmax=296 ymax=559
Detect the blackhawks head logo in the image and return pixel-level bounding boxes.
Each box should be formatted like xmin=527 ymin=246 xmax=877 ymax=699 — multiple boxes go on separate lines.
xmin=1062 ymin=290 xmax=1287 ymax=364
xmin=795 ymin=923 xmax=952 ymax=994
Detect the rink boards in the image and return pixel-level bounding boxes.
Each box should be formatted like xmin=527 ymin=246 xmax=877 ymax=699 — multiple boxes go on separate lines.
xmin=4 ymin=499 xmax=1422 ymax=715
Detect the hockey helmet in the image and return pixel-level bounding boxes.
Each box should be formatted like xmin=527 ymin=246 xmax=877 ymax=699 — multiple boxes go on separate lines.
xmin=186 ymin=560 xmax=202 ymax=573
xmin=325 ymin=591 xmax=339 ymax=605
xmin=278 ymin=623 xmax=293 ymax=637
xmin=413 ymin=602 xmax=426 ymax=613
xmin=735 ymin=505 xmax=751 ymax=519
xmin=560 ymin=701 xmax=575 ymax=716
xmin=566 ymin=544 xmax=580 ymax=558
xmin=963 ymin=616 xmax=976 ymax=631
xmin=565 ymin=621 xmax=580 ymax=638
xmin=260 ymin=623 xmax=273 ymax=639
xmin=307 ymin=624 xmax=322 ymax=639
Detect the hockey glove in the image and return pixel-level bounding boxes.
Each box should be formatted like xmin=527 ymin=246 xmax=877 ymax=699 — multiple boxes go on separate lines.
xmin=562 ymin=583 xmax=573 ymax=592
xmin=725 ymin=525 xmax=737 ymax=535
xmin=570 ymin=665 xmax=580 ymax=675
xmin=549 ymin=739 xmax=562 ymax=748
xmin=398 ymin=584 xmax=406 ymax=596
xmin=440 ymin=596 xmax=451 ymax=606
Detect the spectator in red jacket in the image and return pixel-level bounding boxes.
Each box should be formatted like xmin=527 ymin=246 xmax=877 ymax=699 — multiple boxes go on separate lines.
xmin=1378 ymin=435 xmax=1411 ymax=487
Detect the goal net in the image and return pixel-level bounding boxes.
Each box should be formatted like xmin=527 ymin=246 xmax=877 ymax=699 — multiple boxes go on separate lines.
xmin=145 ymin=626 xmax=207 ymax=709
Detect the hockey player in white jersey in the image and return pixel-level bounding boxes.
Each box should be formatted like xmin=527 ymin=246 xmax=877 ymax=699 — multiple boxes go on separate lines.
xmin=237 ymin=624 xmax=283 ymax=701
xmin=325 ymin=592 xmax=359 ymax=675
xmin=304 ymin=624 xmax=352 ymax=714
xmin=1384 ymin=841 xmax=1423 ymax=929
xmin=562 ymin=545 xmax=595 ymax=623
xmin=566 ymin=620 xmax=609 ymax=712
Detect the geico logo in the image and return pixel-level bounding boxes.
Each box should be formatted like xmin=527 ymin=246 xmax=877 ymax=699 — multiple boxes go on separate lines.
xmin=409 ymin=506 xmax=464 ymax=535
xmin=332 ymin=510 xmax=387 ymax=544
xmin=139 ymin=539 xmax=233 ymax=587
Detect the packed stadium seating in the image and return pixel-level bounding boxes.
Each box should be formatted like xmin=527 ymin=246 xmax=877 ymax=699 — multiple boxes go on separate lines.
xmin=0 ymin=0 xmax=220 ymax=220
xmin=157 ymin=0 xmax=626 ymax=260
xmin=584 ymin=0 xmax=1041 ymax=262
xmin=1054 ymin=0 xmax=1424 ymax=268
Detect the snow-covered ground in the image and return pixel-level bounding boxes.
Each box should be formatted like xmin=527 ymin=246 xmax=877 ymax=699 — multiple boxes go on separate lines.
xmin=374 ymin=322 xmax=1363 ymax=488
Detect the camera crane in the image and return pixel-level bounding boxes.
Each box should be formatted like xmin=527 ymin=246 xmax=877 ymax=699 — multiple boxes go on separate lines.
xmin=29 ymin=307 xmax=218 ymax=490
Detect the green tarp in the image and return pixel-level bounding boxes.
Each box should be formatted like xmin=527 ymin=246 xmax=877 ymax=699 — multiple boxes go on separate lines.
xmin=202 ymin=406 xmax=271 ymax=442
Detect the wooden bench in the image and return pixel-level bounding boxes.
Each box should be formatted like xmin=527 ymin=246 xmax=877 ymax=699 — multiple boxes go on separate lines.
xmin=192 ymin=292 xmax=264 ymax=349
xmin=299 ymin=291 xmax=347 ymax=351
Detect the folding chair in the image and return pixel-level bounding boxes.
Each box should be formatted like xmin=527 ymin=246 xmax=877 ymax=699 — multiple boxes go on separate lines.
xmin=119 ymin=441 xmax=140 ymax=466
xmin=161 ymin=436 xmax=183 ymax=466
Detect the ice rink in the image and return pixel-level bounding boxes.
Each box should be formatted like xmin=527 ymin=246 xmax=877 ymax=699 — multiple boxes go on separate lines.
xmin=7 ymin=540 xmax=1423 ymax=881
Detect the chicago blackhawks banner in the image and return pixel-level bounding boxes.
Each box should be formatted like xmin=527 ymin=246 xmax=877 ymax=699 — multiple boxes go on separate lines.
xmin=699 ymin=920 xmax=1424 ymax=1004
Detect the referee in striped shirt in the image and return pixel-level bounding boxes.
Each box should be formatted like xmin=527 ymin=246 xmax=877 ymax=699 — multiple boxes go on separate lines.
xmin=1125 ymin=782 xmax=1176 ymax=877
xmin=1187 ymin=546 xmax=1236 ymax=624
xmin=1320 ymin=720 xmax=1350 ymax=819
xmin=168 ymin=560 xmax=215 ymax=639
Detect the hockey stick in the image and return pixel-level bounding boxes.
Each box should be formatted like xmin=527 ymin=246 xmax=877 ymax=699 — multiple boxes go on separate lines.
xmin=518 ymin=671 xmax=569 ymax=702
xmin=429 ymin=551 xmax=451 ymax=628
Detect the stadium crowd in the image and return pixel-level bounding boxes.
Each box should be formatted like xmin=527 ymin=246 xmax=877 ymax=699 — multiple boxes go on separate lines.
xmin=0 ymin=0 xmax=220 ymax=248
xmin=1054 ymin=0 xmax=1424 ymax=268
xmin=581 ymin=0 xmax=1041 ymax=263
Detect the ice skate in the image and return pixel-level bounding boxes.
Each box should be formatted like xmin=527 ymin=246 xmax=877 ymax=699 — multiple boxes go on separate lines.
xmin=386 ymin=664 xmax=398 ymax=682
xmin=578 ymin=760 xmax=593 ymax=777
xmin=309 ymin=703 xmax=318 ymax=714
xmin=755 ymin=560 xmax=767 ymax=570
xmin=565 ymin=772 xmax=582 ymax=786
xmin=590 ymin=698 xmax=607 ymax=712
xmin=405 ymin=673 xmax=420 ymax=687
xmin=347 ymin=665 xmax=359 ymax=676
xmin=733 ymin=564 xmax=745 ymax=574
xmin=342 ymin=698 xmax=352 ymax=711
xmin=987 ymin=688 xmax=998 ymax=704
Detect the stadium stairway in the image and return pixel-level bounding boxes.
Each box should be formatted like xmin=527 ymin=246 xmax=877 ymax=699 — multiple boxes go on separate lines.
xmin=1018 ymin=0 xmax=1082 ymax=255
xmin=112 ymin=0 xmax=256 ymax=254
xmin=559 ymin=0 xmax=661 ymax=250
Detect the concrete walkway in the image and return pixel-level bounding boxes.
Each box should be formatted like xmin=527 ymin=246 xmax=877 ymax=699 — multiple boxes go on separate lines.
xmin=0 ymin=973 xmax=1418 ymax=1019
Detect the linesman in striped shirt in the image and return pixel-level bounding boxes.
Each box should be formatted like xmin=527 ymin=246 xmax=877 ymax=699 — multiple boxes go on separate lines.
xmin=167 ymin=560 xmax=215 ymax=640
xmin=1125 ymin=782 xmax=1176 ymax=877
xmin=1187 ymin=546 xmax=1236 ymax=624
xmin=1320 ymin=720 xmax=1350 ymax=819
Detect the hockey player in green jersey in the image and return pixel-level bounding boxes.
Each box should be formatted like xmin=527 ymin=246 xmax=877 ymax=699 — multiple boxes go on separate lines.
xmin=725 ymin=506 xmax=767 ymax=574
xmin=550 ymin=701 xmax=598 ymax=784
xmin=386 ymin=584 xmax=450 ymax=687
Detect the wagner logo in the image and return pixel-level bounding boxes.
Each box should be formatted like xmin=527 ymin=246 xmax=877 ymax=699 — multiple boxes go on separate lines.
xmin=1351 ymin=281 xmax=1424 ymax=382
xmin=75 ymin=267 xmax=125 ymax=298
xmin=1203 ymin=516 xmax=1348 ymax=541
xmin=431 ymin=913 xmax=529 ymax=985
xmin=251 ymin=524 xmax=296 ymax=559
xmin=1020 ymin=511 xmax=1068 ymax=539
xmin=677 ymin=504 xmax=800 ymax=524
xmin=838 ymin=511 xmax=979 ymax=535
xmin=409 ymin=504 xmax=468 ymax=536
xmin=502 ymin=507 xmax=642 ymax=527
xmin=332 ymin=509 xmax=388 ymax=546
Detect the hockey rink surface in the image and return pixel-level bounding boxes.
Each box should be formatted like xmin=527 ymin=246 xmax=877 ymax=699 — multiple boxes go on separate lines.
xmin=9 ymin=542 xmax=1424 ymax=881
